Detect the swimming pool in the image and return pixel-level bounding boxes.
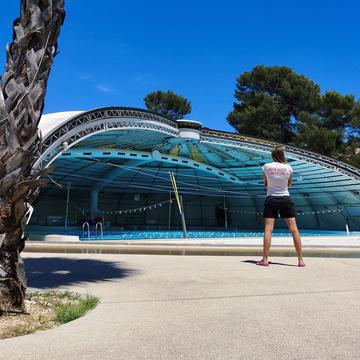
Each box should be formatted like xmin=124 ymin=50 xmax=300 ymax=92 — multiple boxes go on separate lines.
xmin=68 ymin=229 xmax=360 ymax=240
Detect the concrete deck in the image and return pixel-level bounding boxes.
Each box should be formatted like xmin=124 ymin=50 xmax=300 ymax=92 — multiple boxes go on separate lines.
xmin=1 ymin=253 xmax=360 ymax=359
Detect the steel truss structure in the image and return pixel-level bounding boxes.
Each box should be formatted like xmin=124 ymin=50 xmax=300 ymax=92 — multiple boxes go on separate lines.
xmin=35 ymin=107 xmax=179 ymax=168
xmin=201 ymin=129 xmax=360 ymax=181
xmin=36 ymin=107 xmax=360 ymax=183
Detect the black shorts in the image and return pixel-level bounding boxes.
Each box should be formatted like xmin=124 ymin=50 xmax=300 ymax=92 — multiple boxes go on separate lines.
xmin=263 ymin=196 xmax=296 ymax=219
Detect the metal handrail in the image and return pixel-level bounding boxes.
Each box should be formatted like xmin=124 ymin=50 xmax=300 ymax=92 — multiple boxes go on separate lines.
xmin=95 ymin=222 xmax=103 ymax=240
xmin=82 ymin=221 xmax=90 ymax=240
xmin=25 ymin=204 xmax=34 ymax=225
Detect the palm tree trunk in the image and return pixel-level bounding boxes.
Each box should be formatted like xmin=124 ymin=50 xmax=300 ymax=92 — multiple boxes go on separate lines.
xmin=0 ymin=0 xmax=65 ymax=312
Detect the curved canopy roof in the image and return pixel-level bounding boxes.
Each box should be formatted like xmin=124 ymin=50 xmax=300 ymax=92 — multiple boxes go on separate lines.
xmin=37 ymin=107 xmax=360 ymax=225
xmin=39 ymin=111 xmax=84 ymax=138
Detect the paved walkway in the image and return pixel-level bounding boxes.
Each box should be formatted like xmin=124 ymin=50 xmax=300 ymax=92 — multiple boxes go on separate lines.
xmin=1 ymin=253 xmax=360 ymax=359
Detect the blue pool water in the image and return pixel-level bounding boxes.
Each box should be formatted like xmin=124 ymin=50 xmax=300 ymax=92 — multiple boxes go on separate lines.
xmin=64 ymin=229 xmax=360 ymax=240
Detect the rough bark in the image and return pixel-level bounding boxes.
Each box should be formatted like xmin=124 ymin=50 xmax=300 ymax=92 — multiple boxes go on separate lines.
xmin=0 ymin=0 xmax=65 ymax=311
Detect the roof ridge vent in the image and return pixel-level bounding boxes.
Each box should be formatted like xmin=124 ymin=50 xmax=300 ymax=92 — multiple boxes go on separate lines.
xmin=177 ymin=119 xmax=202 ymax=140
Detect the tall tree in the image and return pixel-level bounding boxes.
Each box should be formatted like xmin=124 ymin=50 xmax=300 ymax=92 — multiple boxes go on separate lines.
xmin=294 ymin=124 xmax=344 ymax=156
xmin=228 ymin=65 xmax=360 ymax=167
xmin=227 ymin=65 xmax=321 ymax=142
xmin=0 ymin=0 xmax=65 ymax=311
xmin=318 ymin=91 xmax=356 ymax=130
xmin=348 ymin=99 xmax=360 ymax=138
xmin=144 ymin=90 xmax=191 ymax=120
xmin=295 ymin=91 xmax=360 ymax=161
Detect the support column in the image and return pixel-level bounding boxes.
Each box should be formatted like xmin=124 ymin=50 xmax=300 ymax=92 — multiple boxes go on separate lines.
xmin=223 ymin=196 xmax=228 ymax=229
xmin=89 ymin=159 xmax=150 ymax=217
xmin=90 ymin=188 xmax=99 ymax=218
xmin=168 ymin=191 xmax=172 ymax=230
xmin=64 ymin=181 xmax=71 ymax=230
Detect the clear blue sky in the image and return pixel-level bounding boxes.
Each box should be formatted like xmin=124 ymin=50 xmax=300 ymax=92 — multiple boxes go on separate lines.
xmin=1 ymin=0 xmax=359 ymax=131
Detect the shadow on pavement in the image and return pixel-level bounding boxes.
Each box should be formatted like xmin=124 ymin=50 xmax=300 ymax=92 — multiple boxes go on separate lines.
xmin=242 ymin=260 xmax=297 ymax=267
xmin=24 ymin=257 xmax=137 ymax=289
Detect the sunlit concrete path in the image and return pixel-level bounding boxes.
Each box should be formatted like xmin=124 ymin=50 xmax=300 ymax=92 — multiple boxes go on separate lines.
xmin=1 ymin=253 xmax=360 ymax=360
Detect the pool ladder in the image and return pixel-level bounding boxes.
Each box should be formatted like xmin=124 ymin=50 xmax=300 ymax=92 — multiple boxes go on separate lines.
xmin=82 ymin=222 xmax=90 ymax=240
xmin=95 ymin=222 xmax=103 ymax=240
xmin=82 ymin=222 xmax=103 ymax=240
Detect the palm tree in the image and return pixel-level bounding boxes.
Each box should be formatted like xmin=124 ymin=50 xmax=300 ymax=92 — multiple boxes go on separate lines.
xmin=0 ymin=0 xmax=65 ymax=312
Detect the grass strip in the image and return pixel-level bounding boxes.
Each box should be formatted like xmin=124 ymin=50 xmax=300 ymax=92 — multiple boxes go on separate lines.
xmin=0 ymin=291 xmax=99 ymax=339
xmin=54 ymin=294 xmax=99 ymax=324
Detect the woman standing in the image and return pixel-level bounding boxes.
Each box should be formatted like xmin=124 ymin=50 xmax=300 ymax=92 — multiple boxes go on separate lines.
xmin=257 ymin=145 xmax=305 ymax=267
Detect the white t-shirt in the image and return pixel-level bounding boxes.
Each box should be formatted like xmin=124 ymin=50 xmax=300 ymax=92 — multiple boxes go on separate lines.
xmin=262 ymin=162 xmax=293 ymax=197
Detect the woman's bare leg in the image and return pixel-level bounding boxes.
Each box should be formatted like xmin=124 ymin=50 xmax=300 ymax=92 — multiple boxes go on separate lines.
xmin=284 ymin=218 xmax=305 ymax=266
xmin=258 ymin=218 xmax=275 ymax=265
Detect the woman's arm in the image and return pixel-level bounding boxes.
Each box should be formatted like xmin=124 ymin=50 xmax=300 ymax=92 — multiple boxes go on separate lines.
xmin=263 ymin=173 xmax=268 ymax=188
xmin=288 ymin=174 xmax=292 ymax=188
